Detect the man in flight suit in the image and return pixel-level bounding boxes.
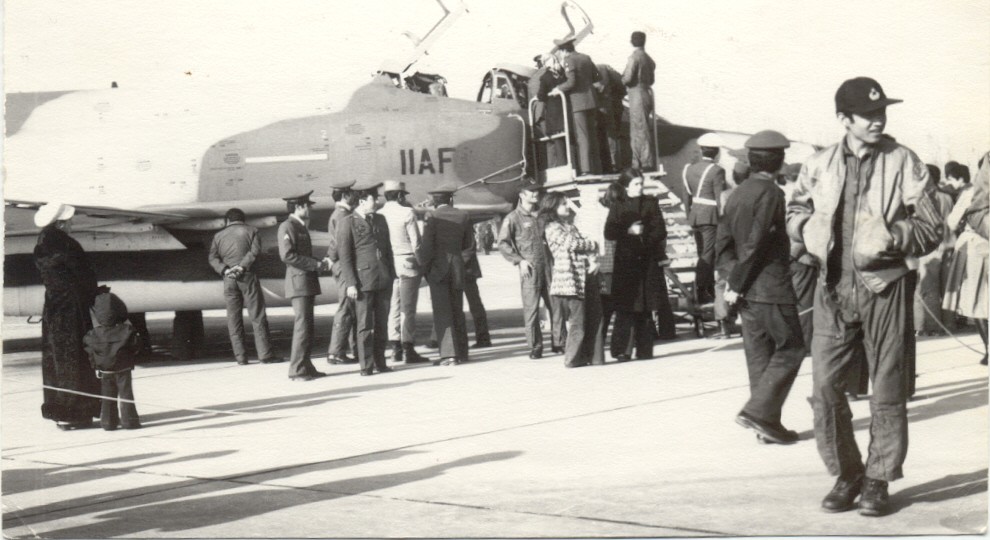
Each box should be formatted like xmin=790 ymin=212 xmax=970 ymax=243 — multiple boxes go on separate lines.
xmin=787 ymin=77 xmax=942 ymax=516
xmin=716 ymin=130 xmax=806 ymax=446
xmin=337 ymin=181 xmax=396 ymax=376
xmin=682 ymin=132 xmax=727 ymax=305
xmin=208 ymin=207 xmax=282 ymax=365
xmin=550 ymin=37 xmax=602 ymax=176
xmin=278 ymin=191 xmax=328 ymax=381
xmin=420 ymin=183 xmax=474 ymax=365
xmin=622 ymin=30 xmax=656 ymax=171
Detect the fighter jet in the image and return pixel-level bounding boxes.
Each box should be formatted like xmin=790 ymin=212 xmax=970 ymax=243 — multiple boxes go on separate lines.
xmin=3 ymin=0 xmax=817 ymax=359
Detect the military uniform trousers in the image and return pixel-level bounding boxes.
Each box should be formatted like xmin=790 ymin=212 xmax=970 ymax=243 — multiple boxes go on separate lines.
xmin=520 ymin=263 xmax=566 ymax=354
xmin=738 ymin=300 xmax=806 ymax=425
xmin=388 ymin=271 xmax=421 ymax=344
xmin=328 ymin=275 xmax=357 ymax=357
xmin=223 ymin=271 xmax=275 ymax=362
xmin=811 ymin=275 xmax=911 ymax=482
xmin=693 ymin=225 xmax=717 ymax=304
xmin=463 ymin=276 xmax=491 ymax=342
xmin=430 ymin=279 xmax=469 ymax=360
xmin=356 ymin=286 xmax=393 ymax=372
xmin=570 ymin=109 xmax=602 ymax=176
xmin=289 ymin=295 xmax=318 ymax=377
xmin=557 ymin=273 xmax=605 ymax=367
xmin=627 ymin=87 xmax=655 ymax=171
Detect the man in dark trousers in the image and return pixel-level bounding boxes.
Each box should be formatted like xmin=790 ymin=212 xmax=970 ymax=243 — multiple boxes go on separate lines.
xmin=622 ymin=30 xmax=656 ymax=171
xmin=464 ymin=250 xmax=492 ymax=348
xmin=420 ymin=183 xmax=474 ymax=365
xmin=529 ymin=55 xmax=568 ymax=171
xmin=326 ymin=179 xmax=359 ymax=365
xmin=499 ymin=177 xmax=565 ymax=358
xmin=278 ymin=191 xmax=328 ymax=381
xmin=208 ymin=207 xmax=282 ymax=365
xmin=682 ymin=132 xmax=727 ymax=306
xmin=550 ymin=37 xmax=601 ymax=176
xmin=337 ymin=181 xmax=396 ymax=376
xmin=716 ymin=130 xmax=806 ymax=446
xmin=787 ymin=77 xmax=943 ymax=516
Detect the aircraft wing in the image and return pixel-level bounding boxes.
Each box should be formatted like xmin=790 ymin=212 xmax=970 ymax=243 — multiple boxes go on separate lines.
xmin=5 ymin=196 xmax=335 ymax=237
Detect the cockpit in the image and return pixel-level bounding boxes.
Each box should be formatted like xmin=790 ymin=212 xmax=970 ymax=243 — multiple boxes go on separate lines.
xmin=476 ymin=64 xmax=536 ymax=109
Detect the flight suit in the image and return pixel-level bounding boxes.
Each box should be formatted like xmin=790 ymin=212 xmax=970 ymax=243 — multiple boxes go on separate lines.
xmin=683 ymin=158 xmax=727 ymax=304
xmin=622 ymin=47 xmax=656 ymax=171
xmin=420 ymin=204 xmax=474 ymax=362
xmin=556 ymin=51 xmax=602 ymax=176
xmin=208 ymin=221 xmax=277 ymax=363
xmin=716 ymin=171 xmax=805 ymax=427
xmin=499 ymin=206 xmax=565 ymax=356
xmin=278 ymin=215 xmax=323 ymax=378
xmin=337 ymin=211 xmax=396 ymax=374
xmin=326 ymin=203 xmax=357 ymax=359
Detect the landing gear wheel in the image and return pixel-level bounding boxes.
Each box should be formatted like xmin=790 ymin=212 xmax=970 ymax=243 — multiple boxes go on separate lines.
xmin=694 ymin=316 xmax=704 ymax=338
xmin=171 ymin=310 xmax=204 ymax=361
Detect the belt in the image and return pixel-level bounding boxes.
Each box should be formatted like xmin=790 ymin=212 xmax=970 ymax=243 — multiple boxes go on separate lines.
xmin=693 ymin=197 xmax=717 ymax=206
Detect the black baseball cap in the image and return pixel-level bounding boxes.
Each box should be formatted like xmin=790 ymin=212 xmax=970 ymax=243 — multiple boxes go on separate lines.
xmin=835 ymin=77 xmax=902 ymax=114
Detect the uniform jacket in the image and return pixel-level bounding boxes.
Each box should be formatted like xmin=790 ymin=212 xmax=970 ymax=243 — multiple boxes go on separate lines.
xmin=420 ymin=205 xmax=475 ymax=289
xmin=715 ymin=172 xmax=797 ymax=304
xmin=786 ymin=136 xmax=943 ymax=293
xmin=556 ymin=52 xmax=600 ymax=112
xmin=545 ymin=221 xmax=599 ymax=298
xmin=604 ymin=195 xmax=666 ymax=311
xmin=682 ymin=159 xmax=726 ymax=226
xmin=379 ymin=200 xmax=422 ymax=278
xmin=326 ymin=203 xmax=352 ymax=278
xmin=337 ymin=211 xmax=395 ymax=292
xmin=621 ymin=47 xmax=655 ymax=89
xmin=278 ymin=216 xmax=322 ymax=298
xmin=208 ymin=222 xmax=261 ymax=277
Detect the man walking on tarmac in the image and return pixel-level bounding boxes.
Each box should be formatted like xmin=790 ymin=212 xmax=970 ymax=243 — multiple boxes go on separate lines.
xmin=326 ymin=179 xmax=358 ymax=365
xmin=499 ymin=177 xmax=565 ymax=358
xmin=787 ymin=77 xmax=943 ymax=516
xmin=622 ymin=30 xmax=656 ymax=171
xmin=682 ymin=132 xmax=727 ymax=306
xmin=717 ymin=130 xmax=805 ymax=446
xmin=378 ymin=180 xmax=429 ymax=364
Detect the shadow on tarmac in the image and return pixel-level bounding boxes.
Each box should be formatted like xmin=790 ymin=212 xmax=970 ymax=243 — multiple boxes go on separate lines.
xmin=14 ymin=450 xmax=522 ymax=538
xmin=892 ymin=468 xmax=988 ymax=513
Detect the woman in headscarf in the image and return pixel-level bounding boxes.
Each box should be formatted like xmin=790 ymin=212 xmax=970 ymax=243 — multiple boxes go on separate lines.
xmin=604 ymin=168 xmax=667 ymax=360
xmin=33 ymin=202 xmax=101 ymax=429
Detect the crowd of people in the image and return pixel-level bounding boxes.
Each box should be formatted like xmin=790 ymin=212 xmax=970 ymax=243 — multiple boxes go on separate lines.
xmin=28 ymin=34 xmax=988 ymax=519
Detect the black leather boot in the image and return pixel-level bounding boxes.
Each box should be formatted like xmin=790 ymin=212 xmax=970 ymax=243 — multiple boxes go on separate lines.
xmin=403 ymin=342 xmax=429 ymax=364
xmin=389 ymin=340 xmax=403 ymax=362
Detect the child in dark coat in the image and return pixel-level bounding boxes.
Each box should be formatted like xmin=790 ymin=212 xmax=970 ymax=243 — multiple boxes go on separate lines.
xmin=83 ymin=290 xmax=141 ymax=430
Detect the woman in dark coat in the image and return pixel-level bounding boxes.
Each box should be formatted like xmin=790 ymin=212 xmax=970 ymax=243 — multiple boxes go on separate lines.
xmin=33 ymin=203 xmax=101 ymax=430
xmin=604 ymin=169 xmax=667 ymax=360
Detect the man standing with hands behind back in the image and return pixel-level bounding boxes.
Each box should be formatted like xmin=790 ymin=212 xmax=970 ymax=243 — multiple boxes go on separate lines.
xmin=278 ymin=191 xmax=328 ymax=381
xmin=208 ymin=207 xmax=282 ymax=366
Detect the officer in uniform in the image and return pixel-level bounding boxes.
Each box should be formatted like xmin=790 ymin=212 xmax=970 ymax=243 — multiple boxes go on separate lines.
xmin=326 ymin=178 xmax=358 ymax=365
xmin=278 ymin=191 xmax=328 ymax=381
xmin=378 ymin=180 xmax=429 ymax=363
xmin=622 ymin=30 xmax=656 ymax=171
xmin=550 ymin=37 xmax=602 ymax=176
xmin=682 ymin=132 xmax=727 ymax=305
xmin=337 ymin=181 xmax=396 ymax=376
xmin=716 ymin=130 xmax=806 ymax=445
xmin=420 ymin=183 xmax=474 ymax=365
xmin=208 ymin=207 xmax=282 ymax=365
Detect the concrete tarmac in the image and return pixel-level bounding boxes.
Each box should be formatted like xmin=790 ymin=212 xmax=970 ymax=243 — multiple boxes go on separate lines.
xmin=2 ymin=253 xmax=987 ymax=538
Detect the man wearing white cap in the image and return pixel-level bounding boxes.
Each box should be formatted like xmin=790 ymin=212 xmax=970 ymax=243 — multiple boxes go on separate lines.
xmin=33 ymin=202 xmax=102 ymax=430
xmin=378 ymin=180 xmax=429 ymax=363
xmin=682 ymin=132 xmax=727 ymax=306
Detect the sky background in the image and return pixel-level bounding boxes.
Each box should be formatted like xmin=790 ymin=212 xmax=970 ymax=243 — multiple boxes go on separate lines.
xmin=4 ymin=0 xmax=990 ymax=168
